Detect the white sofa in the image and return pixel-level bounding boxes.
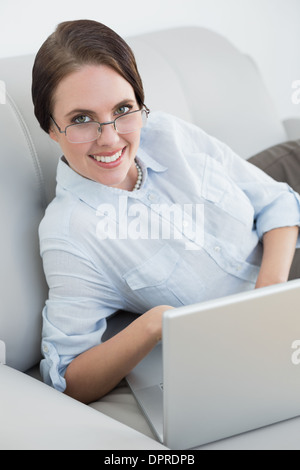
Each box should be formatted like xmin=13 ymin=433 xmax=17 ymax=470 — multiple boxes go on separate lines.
xmin=1 ymin=26 xmax=300 ymax=450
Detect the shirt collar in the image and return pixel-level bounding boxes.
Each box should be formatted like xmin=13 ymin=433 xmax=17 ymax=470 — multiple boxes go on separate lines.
xmin=56 ymin=147 xmax=167 ymax=210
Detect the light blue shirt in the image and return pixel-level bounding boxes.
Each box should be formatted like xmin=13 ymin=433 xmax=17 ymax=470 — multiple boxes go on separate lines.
xmin=39 ymin=112 xmax=300 ymax=391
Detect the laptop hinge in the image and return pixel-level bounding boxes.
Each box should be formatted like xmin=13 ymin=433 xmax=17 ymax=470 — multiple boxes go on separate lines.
xmin=0 ymin=340 xmax=6 ymax=365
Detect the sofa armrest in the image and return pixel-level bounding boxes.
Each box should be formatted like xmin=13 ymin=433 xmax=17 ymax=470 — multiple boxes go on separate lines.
xmin=0 ymin=365 xmax=167 ymax=450
xmin=283 ymin=118 xmax=300 ymax=140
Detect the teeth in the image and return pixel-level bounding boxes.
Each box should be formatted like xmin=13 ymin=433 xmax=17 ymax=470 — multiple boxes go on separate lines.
xmin=92 ymin=149 xmax=122 ymax=163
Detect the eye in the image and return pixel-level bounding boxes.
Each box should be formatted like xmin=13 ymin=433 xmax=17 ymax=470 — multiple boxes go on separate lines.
xmin=72 ymin=115 xmax=92 ymax=124
xmin=114 ymin=105 xmax=132 ymax=116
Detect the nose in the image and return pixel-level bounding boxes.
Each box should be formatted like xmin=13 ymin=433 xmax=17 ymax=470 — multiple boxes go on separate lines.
xmin=96 ymin=122 xmax=120 ymax=145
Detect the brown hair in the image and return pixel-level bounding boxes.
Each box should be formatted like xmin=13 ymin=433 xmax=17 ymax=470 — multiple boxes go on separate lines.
xmin=32 ymin=19 xmax=145 ymax=133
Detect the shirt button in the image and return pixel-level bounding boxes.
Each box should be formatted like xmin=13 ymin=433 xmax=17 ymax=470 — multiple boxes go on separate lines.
xmin=147 ymin=193 xmax=158 ymax=202
xmin=43 ymin=345 xmax=49 ymax=354
xmin=214 ymin=246 xmax=221 ymax=253
xmin=183 ymin=220 xmax=189 ymax=228
xmin=236 ymin=265 xmax=242 ymax=271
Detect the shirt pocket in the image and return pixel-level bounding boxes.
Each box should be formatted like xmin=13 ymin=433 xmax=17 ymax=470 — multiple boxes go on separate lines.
xmin=201 ymin=156 xmax=231 ymax=203
xmin=123 ymin=244 xmax=204 ymax=307
xmin=201 ymin=156 xmax=254 ymax=227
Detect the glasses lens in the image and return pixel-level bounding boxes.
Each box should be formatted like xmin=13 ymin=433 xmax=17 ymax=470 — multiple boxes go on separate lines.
xmin=65 ymin=109 xmax=149 ymax=143
xmin=67 ymin=122 xmax=100 ymax=143
xmin=116 ymin=110 xmax=147 ymax=134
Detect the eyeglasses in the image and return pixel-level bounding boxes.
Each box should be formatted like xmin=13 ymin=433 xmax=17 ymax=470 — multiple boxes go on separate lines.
xmin=50 ymin=106 xmax=150 ymax=144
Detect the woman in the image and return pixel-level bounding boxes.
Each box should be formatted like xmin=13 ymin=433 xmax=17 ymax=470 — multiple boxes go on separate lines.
xmin=32 ymin=19 xmax=300 ymax=404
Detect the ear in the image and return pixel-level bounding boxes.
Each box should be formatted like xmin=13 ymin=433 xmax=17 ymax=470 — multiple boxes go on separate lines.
xmin=49 ymin=127 xmax=59 ymax=143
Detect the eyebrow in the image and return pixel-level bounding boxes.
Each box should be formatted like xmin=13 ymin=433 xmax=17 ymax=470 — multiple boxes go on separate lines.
xmin=64 ymin=99 xmax=137 ymax=119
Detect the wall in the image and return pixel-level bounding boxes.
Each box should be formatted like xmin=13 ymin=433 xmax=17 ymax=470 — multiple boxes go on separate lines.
xmin=0 ymin=0 xmax=299 ymax=120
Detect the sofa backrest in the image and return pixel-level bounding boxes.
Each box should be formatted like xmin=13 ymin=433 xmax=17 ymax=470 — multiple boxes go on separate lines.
xmin=0 ymin=26 xmax=288 ymax=372
xmin=127 ymin=27 xmax=287 ymax=158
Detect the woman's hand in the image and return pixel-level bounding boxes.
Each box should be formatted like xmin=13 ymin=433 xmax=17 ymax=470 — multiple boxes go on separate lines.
xmin=142 ymin=304 xmax=174 ymax=342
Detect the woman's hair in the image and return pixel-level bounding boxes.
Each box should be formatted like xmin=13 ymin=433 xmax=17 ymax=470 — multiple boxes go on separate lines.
xmin=32 ymin=19 xmax=145 ymax=133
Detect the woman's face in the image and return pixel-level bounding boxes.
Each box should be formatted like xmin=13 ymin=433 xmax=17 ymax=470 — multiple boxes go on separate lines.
xmin=50 ymin=64 xmax=141 ymax=190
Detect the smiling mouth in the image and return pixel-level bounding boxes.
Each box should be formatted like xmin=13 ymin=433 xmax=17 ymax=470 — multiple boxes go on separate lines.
xmin=89 ymin=148 xmax=123 ymax=163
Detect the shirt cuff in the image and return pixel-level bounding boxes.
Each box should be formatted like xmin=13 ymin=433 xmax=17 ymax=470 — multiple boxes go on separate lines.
xmin=40 ymin=341 xmax=67 ymax=392
xmin=256 ymin=186 xmax=300 ymax=240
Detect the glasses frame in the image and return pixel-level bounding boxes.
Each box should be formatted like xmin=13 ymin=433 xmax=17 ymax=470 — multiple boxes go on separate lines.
xmin=50 ymin=106 xmax=150 ymax=144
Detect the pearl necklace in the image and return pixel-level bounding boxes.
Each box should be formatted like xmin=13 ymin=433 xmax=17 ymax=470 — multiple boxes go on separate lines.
xmin=133 ymin=160 xmax=143 ymax=191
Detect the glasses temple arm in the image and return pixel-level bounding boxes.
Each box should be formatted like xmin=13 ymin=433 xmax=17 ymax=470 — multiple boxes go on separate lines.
xmin=50 ymin=115 xmax=64 ymax=134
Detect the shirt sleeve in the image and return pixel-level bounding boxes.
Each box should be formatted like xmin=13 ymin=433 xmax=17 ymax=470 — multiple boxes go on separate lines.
xmin=40 ymin=238 xmax=121 ymax=392
xmin=207 ymin=135 xmax=300 ymax=240
xmin=176 ymin=112 xmax=300 ymax=241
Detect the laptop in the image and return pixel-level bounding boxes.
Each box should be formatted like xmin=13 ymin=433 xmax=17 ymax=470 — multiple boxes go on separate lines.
xmin=126 ymin=279 xmax=300 ymax=449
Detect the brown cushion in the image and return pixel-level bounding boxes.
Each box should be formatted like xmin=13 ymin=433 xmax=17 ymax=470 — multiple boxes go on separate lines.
xmin=248 ymin=140 xmax=300 ymax=194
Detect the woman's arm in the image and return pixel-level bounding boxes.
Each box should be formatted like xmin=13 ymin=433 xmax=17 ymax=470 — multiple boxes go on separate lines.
xmin=255 ymin=226 xmax=299 ymax=289
xmin=64 ymin=304 xmax=171 ymax=404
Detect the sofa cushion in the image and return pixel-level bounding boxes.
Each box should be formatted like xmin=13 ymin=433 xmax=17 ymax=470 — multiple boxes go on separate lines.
xmin=248 ymin=140 xmax=300 ymax=194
